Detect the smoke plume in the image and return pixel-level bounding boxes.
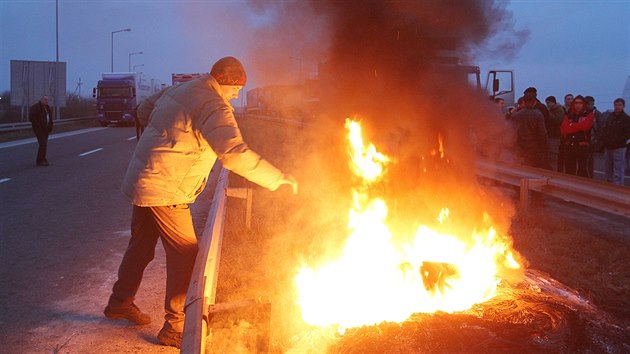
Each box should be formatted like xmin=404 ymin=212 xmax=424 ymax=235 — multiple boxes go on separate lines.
xmin=232 ymin=0 xmax=529 ymax=349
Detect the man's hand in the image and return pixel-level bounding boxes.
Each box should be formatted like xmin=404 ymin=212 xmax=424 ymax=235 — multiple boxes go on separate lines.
xmin=279 ymin=174 xmax=298 ymax=194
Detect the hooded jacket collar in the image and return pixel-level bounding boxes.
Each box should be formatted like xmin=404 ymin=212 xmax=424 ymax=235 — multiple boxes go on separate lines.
xmin=205 ymin=74 xmax=234 ymax=111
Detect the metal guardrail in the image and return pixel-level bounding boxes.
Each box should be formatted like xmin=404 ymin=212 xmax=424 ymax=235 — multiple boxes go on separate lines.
xmin=182 ymin=168 xmax=230 ymax=353
xmin=476 ymin=160 xmax=630 ymax=218
xmin=182 ymin=167 xmax=254 ymax=353
xmin=0 ymin=116 xmax=97 ymax=132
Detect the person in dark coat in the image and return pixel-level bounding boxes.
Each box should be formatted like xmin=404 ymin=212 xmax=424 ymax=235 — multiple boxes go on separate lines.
xmin=28 ymin=95 xmax=54 ymax=166
xmin=600 ymin=98 xmax=630 ymax=185
xmin=585 ymin=96 xmax=603 ymax=178
xmin=545 ymin=95 xmax=565 ymax=171
xmin=511 ymin=92 xmax=549 ymax=168
xmin=523 ymin=87 xmax=551 ymax=168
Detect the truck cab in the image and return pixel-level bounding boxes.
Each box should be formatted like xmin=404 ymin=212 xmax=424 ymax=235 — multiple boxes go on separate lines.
xmin=93 ymin=72 xmax=153 ymax=126
xmin=485 ymin=70 xmax=515 ymax=108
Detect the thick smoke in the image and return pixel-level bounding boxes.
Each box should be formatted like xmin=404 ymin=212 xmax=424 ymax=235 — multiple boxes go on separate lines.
xmin=245 ymin=0 xmax=526 ymax=230
xmin=231 ymin=0 xmax=528 ymax=349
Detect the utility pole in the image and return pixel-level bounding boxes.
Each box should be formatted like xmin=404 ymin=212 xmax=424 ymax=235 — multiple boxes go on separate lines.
xmin=55 ymin=0 xmax=60 ymax=120
xmin=129 ymin=51 xmax=143 ymax=72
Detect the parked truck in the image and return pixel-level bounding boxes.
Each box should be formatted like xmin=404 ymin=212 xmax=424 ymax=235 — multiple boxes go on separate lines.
xmin=92 ymin=72 xmax=160 ymax=126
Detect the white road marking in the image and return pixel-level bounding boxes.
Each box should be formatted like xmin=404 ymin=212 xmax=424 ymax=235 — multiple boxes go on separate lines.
xmin=0 ymin=178 xmax=11 ymax=184
xmin=127 ymin=136 xmax=136 ymax=141
xmin=79 ymin=148 xmax=103 ymax=157
xmin=0 ymin=127 xmax=107 ymax=149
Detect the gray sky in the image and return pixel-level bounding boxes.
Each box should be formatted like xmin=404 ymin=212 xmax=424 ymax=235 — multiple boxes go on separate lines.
xmin=1 ymin=0 xmax=629 ymax=109
xmin=477 ymin=0 xmax=630 ymax=110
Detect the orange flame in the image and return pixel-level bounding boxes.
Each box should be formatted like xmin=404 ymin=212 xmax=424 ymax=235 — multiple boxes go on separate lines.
xmin=296 ymin=119 xmax=520 ymax=332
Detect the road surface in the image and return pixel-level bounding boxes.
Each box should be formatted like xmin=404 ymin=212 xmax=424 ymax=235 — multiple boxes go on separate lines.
xmin=0 ymin=127 xmax=195 ymax=352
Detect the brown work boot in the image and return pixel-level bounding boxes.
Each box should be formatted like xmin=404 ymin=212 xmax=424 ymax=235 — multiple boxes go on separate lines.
xmin=104 ymin=303 xmax=151 ymax=325
xmin=158 ymin=326 xmax=182 ymax=348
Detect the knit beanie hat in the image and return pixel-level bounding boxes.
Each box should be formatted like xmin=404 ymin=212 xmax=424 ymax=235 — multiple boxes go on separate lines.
xmin=210 ymin=57 xmax=247 ymax=86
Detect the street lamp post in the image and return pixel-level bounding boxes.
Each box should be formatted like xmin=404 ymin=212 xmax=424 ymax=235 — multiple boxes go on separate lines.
xmin=128 ymin=51 xmax=143 ymax=72
xmin=133 ymin=64 xmax=144 ymax=72
xmin=55 ymin=0 xmax=60 ymax=120
xmin=111 ymin=28 xmax=131 ymax=72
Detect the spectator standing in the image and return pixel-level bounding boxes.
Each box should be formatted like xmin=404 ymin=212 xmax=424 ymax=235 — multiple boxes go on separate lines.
xmin=560 ymin=95 xmax=594 ymax=177
xmin=506 ymin=96 xmax=524 ymax=120
xmin=28 ymin=95 xmax=54 ymax=166
xmin=523 ymin=87 xmax=551 ymax=169
xmin=545 ymin=96 xmax=565 ymax=171
xmin=103 ymin=56 xmax=298 ymax=348
xmin=494 ymin=97 xmax=506 ymax=114
xmin=511 ymin=92 xmax=548 ymax=168
xmin=584 ymin=96 xmax=603 ymax=178
xmin=564 ymin=93 xmax=574 ymax=113
xmin=600 ymin=98 xmax=630 ymax=185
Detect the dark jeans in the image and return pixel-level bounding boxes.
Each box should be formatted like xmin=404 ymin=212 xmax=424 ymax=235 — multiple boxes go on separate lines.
xmin=34 ymin=131 xmax=49 ymax=163
xmin=109 ymin=204 xmax=198 ymax=332
xmin=564 ymin=144 xmax=591 ymax=177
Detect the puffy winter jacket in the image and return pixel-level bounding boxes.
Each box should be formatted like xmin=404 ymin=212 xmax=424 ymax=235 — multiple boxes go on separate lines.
xmin=122 ymin=75 xmax=285 ymax=206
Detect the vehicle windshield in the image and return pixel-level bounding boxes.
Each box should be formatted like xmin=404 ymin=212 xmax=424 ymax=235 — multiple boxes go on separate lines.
xmin=99 ymin=87 xmax=132 ymax=98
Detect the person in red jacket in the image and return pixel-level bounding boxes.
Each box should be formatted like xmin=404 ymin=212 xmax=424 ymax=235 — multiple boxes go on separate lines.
xmin=560 ymin=95 xmax=594 ymax=177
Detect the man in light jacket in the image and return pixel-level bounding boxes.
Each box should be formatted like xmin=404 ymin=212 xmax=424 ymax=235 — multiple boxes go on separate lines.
xmin=104 ymin=56 xmax=297 ymax=348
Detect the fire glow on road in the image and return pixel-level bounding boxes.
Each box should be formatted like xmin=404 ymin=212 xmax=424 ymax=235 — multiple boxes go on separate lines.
xmin=296 ymin=119 xmax=521 ymax=332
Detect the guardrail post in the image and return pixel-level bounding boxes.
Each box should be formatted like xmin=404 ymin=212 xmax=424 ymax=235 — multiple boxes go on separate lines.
xmin=520 ymin=178 xmax=530 ymax=210
xmin=519 ymin=177 xmax=548 ymax=210
xmin=226 ymin=187 xmax=253 ymax=229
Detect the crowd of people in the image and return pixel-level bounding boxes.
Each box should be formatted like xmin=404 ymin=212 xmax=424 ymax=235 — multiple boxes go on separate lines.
xmin=499 ymin=87 xmax=630 ymax=186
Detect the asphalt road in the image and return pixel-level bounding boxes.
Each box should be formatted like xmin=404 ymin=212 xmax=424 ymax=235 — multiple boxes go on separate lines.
xmin=0 ymin=127 xmax=184 ymax=352
xmin=0 ymin=128 xmax=132 ymax=327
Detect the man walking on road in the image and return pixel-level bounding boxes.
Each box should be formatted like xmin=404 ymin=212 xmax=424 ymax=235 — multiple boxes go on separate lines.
xmin=28 ymin=95 xmax=54 ymax=166
xmin=104 ymin=56 xmax=298 ymax=348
